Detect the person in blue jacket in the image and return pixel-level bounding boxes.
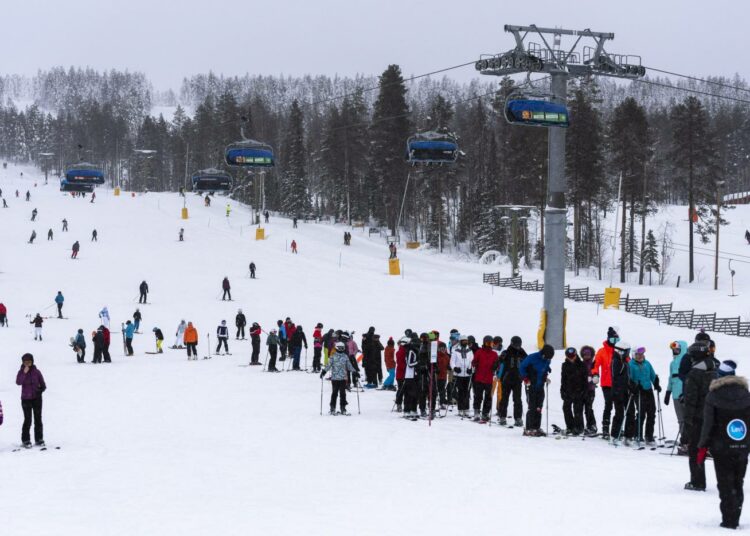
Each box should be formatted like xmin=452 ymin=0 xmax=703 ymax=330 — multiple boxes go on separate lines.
xmin=123 ymin=320 xmax=136 ymax=356
xmin=519 ymin=344 xmax=554 ymax=436
xmin=629 ymin=347 xmax=661 ymax=445
xmin=73 ymin=328 xmax=87 ymax=363
xmin=54 ymin=291 xmax=64 ymax=319
xmin=666 ymin=340 xmax=688 ymax=444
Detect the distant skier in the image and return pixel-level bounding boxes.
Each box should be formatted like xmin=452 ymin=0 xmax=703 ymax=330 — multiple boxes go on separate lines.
xmin=92 ymin=327 xmax=105 ymax=364
xmin=62 ymin=219 xmax=68 ymax=231
xmin=225 ymin=204 xmax=231 ymax=217
xmin=30 ymin=314 xmax=43 ymax=341
xmin=264 ymin=210 xmax=269 ymax=223
xmin=250 ymin=322 xmax=262 ymax=365
xmin=90 ymin=191 xmax=95 ymax=203
xmin=152 ymin=327 xmax=164 ymax=353
xmin=173 ymin=320 xmax=187 ymax=349
xmin=249 ymin=262 xmax=256 ymax=279
xmin=139 ymin=281 xmax=149 ymax=304
xmin=293 ymin=217 xmax=298 ymax=228
xmin=746 ymin=229 xmax=750 ymax=245
xmin=0 ymin=302 xmax=7 ymax=326
xmin=47 ymin=228 xmax=53 ymax=240
xmin=266 ymin=329 xmax=279 ymax=371
xmin=291 ymin=240 xmax=298 ymax=254
xmin=290 ymin=325 xmax=308 ymax=370
xmin=99 ymin=306 xmax=110 ymax=328
xmin=204 ymin=195 xmax=211 ymax=207
xmin=71 ymin=241 xmax=80 ymax=259
xmin=321 ymin=341 xmax=358 ymax=415
xmin=2 ymin=198 xmax=7 ymax=208
xmin=31 ymin=208 xmax=37 ymax=221
xmin=216 ymin=320 xmax=229 ymax=354
xmin=16 ymin=353 xmax=46 ymax=448
xmin=133 ymin=308 xmax=142 ymax=332
xmin=71 ymin=329 xmax=86 ymax=363
xmin=235 ymin=309 xmax=246 ymax=339
xmin=28 ymin=230 xmax=36 ymax=244
xmin=184 ymin=322 xmax=198 ymax=360
xmin=25 ymin=190 xmax=30 ymax=201
xmin=221 ymin=277 xmax=231 ymax=301
xmin=179 ymin=228 xmax=184 ymax=242
xmin=91 ymin=229 xmax=97 ymax=242
xmin=123 ymin=320 xmax=135 ymax=356
xmin=54 ymin=291 xmax=64 ymax=318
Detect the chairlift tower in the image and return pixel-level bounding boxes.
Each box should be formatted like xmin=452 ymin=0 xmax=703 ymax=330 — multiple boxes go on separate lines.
xmin=477 ymin=25 xmax=645 ymax=348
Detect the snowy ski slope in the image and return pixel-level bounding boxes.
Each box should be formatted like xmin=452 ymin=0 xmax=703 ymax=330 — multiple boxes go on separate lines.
xmin=0 ymin=163 xmax=746 ymax=535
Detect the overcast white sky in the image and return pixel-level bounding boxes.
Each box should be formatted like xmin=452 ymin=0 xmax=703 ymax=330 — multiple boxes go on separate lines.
xmin=3 ymin=0 xmax=747 ymax=90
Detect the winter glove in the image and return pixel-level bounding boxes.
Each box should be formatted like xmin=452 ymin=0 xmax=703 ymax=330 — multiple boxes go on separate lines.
xmin=664 ymin=390 xmax=671 ymax=406
xmin=466 ymin=368 xmax=473 ymax=375
xmin=453 ymin=367 xmax=461 ymax=374
xmin=653 ymin=375 xmax=662 ymax=392
xmin=696 ymin=447 xmax=708 ymax=465
xmin=591 ymin=374 xmax=600 ymax=386
xmin=320 ymin=371 xmax=326 ymax=379
xmin=523 ymin=378 xmax=530 ymax=385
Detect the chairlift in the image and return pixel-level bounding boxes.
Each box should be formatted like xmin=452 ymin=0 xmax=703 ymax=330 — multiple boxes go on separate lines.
xmin=224 ymin=117 xmax=274 ymax=168
xmin=406 ymin=131 xmax=459 ymax=165
xmin=64 ymin=162 xmax=106 ymax=185
xmin=191 ymin=168 xmax=232 ymax=192
xmin=60 ymin=178 xmax=95 ymax=193
xmin=504 ymin=92 xmax=569 ymax=128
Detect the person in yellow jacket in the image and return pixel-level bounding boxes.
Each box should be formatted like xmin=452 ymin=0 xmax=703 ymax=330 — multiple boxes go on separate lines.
xmin=226 ymin=204 xmax=231 ymax=217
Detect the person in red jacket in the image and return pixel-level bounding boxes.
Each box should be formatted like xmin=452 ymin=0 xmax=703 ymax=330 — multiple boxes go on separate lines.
xmin=383 ymin=337 xmax=396 ymax=390
xmin=312 ymin=323 xmax=323 ymax=372
xmin=102 ymin=325 xmax=112 ymax=363
xmin=591 ymin=326 xmax=620 ymax=439
xmin=291 ymin=240 xmax=298 ymax=254
xmin=394 ymin=337 xmax=409 ymax=411
xmin=472 ymin=335 xmax=499 ymax=422
xmin=0 ymin=302 xmax=8 ymax=327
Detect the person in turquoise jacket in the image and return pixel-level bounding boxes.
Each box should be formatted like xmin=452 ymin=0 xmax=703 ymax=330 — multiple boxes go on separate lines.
xmin=629 ymin=347 xmax=661 ymax=445
xmin=665 ymin=340 xmax=688 ymax=436
xmin=123 ymin=320 xmax=136 ymax=356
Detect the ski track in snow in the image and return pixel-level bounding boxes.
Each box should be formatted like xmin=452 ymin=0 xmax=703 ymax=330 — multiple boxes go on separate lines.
xmin=0 ymin=164 xmax=746 ymax=535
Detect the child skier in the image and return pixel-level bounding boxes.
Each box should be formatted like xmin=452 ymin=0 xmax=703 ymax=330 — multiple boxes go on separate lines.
xmin=382 ymin=337 xmax=396 ymax=390
xmin=152 ymin=327 xmax=164 ymax=353
xmin=320 ymin=341 xmax=358 ymax=415
xmin=581 ymin=345 xmax=598 ymax=435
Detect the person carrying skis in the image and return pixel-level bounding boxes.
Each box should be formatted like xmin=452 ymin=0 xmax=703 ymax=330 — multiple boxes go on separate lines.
xmin=99 ymin=306 xmax=110 ymax=328
xmin=152 ymin=327 xmax=164 ymax=353
xmin=498 ymin=335 xmax=526 ymax=427
xmin=320 ymin=341 xmax=358 ymax=415
xmin=249 ymin=322 xmax=262 ymax=365
xmin=71 ymin=240 xmax=80 ymax=259
xmin=450 ymin=334 xmax=474 ymax=418
xmin=0 ymin=302 xmax=7 ymax=327
xmin=629 ymin=346 xmax=661 ymax=446
xmin=184 ymin=322 xmax=198 ymax=360
xmin=697 ymin=360 xmax=750 ymax=529
xmin=266 ymin=329 xmax=279 ymax=371
xmin=54 ymin=291 xmax=64 ymax=319
xmin=139 ymin=281 xmax=149 ymax=304
xmin=123 ymin=320 xmax=136 ymax=356
xmin=249 ymin=262 xmax=256 ymax=279
xmin=591 ymin=326 xmax=620 ymax=439
xmin=472 ymin=336 xmax=499 ymax=422
xmin=683 ymin=339 xmax=718 ymax=491
xmin=174 ymin=320 xmax=187 ymax=348
xmin=312 ymin=323 xmax=324 ymax=373
xmin=290 ymin=325 xmax=308 ymax=370
xmin=16 ymin=353 xmax=46 ymax=448
xmin=72 ymin=329 xmax=87 ymax=363
xmin=133 ymin=308 xmax=142 ymax=333
xmin=580 ymin=345 xmax=598 ymax=435
xmin=519 ymin=344 xmax=555 ymax=436
xmin=666 ymin=340 xmax=689 ymax=450
xmin=561 ymin=347 xmax=588 ymax=435
xmin=30 ymin=314 xmax=43 ymax=341
xmin=235 ymin=309 xmax=247 ymax=339
xmin=221 ymin=277 xmax=231 ymax=301
xmin=216 ymin=320 xmax=230 ymax=354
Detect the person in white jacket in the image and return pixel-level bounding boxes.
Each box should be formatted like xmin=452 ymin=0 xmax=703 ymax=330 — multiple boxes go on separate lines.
xmin=173 ymin=320 xmax=187 ymax=349
xmin=450 ymin=335 xmax=474 ymax=417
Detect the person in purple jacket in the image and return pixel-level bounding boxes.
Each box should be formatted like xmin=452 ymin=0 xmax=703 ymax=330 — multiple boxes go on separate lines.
xmin=16 ymin=353 xmax=46 ymax=448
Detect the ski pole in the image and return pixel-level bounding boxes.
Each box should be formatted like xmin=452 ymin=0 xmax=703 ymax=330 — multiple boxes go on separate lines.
xmin=355 ymin=374 xmax=361 ymax=415
xmin=320 ymin=378 xmax=324 ymax=416
xmin=262 ymin=348 xmax=269 ymax=371
xmin=545 ymin=382 xmax=549 ymax=436
xmin=615 ymin=393 xmax=634 ymax=443
xmin=669 ymin=425 xmax=683 ymax=456
xmin=656 ymin=391 xmax=666 ymax=444
xmin=637 ymin=389 xmax=642 ymax=448
xmin=304 ymin=347 xmax=308 ymax=371
xmin=391 ymin=381 xmax=405 ymax=412
xmin=428 ymin=364 xmax=433 ymax=427
xmin=207 ymin=333 xmax=211 ymax=359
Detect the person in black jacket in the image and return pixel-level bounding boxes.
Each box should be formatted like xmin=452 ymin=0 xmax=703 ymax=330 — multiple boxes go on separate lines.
xmin=499 ymin=335 xmax=527 ymax=427
xmin=216 ymin=320 xmax=230 ymax=354
xmin=611 ymin=343 xmax=636 ymax=444
xmin=290 ymin=325 xmax=308 ymax=370
xmin=698 ymin=361 xmax=750 ymax=529
xmin=368 ymin=334 xmax=384 ymax=388
xmin=561 ymin=347 xmax=588 ymax=435
xmin=235 ymin=309 xmax=247 ymax=339
xmin=92 ymin=326 xmax=105 ymax=364
xmin=679 ymin=331 xmax=713 ymax=382
xmin=139 ymin=281 xmax=149 ymax=303
xmin=684 ymin=341 xmax=719 ymax=491
xmin=221 ymin=277 xmax=231 ymax=301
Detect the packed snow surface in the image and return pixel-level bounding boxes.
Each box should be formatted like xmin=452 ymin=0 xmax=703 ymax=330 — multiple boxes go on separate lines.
xmin=0 ymin=164 xmax=747 ymax=535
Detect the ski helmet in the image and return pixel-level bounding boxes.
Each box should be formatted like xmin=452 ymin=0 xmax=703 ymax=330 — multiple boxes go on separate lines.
xmin=458 ymin=334 xmax=468 ymax=342
xmin=482 ymin=335 xmax=493 ymax=346
xmin=564 ymin=347 xmax=577 ymax=358
xmin=510 ymin=336 xmax=522 ymax=348
xmin=616 ymin=341 xmax=631 ymax=355
xmin=541 ymin=344 xmax=555 ymax=359
xmin=335 ymin=341 xmax=346 ymax=352
xmin=398 ymin=336 xmax=411 ymax=346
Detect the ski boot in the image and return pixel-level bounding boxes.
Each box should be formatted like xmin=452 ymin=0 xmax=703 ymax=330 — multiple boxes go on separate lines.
xmin=684 ymin=482 xmax=706 ymax=492
xmin=499 ymin=417 xmax=507 ymax=426
xmin=396 ymin=403 xmax=403 ymax=413
xmin=523 ymin=429 xmax=537 ymax=437
xmin=340 ymin=409 xmax=350 ymax=416
xmin=514 ymin=418 xmax=523 ymax=427
xmin=329 ymin=407 xmax=336 ymax=415
xmin=420 ymin=410 xmax=428 ymax=419
xmin=22 ymin=441 xmax=32 ymax=449
xmin=481 ymin=414 xmax=490 ymax=423
xmin=472 ymin=410 xmax=480 ymax=422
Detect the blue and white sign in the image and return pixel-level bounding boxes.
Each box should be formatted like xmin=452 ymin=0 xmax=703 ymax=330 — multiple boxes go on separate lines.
xmin=727 ymin=419 xmax=747 ymax=441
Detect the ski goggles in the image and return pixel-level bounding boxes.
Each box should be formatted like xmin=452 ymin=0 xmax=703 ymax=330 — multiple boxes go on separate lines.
xmin=669 ymin=341 xmax=680 ymax=350
xmin=564 ymin=347 xmax=577 ymax=357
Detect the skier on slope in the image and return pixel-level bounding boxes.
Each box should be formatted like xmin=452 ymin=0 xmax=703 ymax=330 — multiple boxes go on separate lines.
xmin=92 ymin=326 xmax=105 ymax=364
xmin=28 ymin=230 xmax=37 ymax=244
xmin=91 ymin=229 xmax=97 ymax=242
xmin=0 ymin=302 xmax=7 ymax=326
xmin=47 ymin=229 xmax=53 ymax=241
xmin=30 ymin=314 xmax=43 ymax=341
xmin=629 ymin=346 xmax=660 ymax=446
xmin=152 ymin=327 xmax=164 ymax=353
xmin=123 ymin=320 xmax=136 ymax=356
xmin=54 ymin=291 xmax=64 ymax=319
xmin=610 ymin=342 xmax=635 ymax=445
xmin=71 ymin=240 xmax=80 ymax=259
xmin=580 ymin=345 xmax=598 ymax=435
xmin=591 ymin=326 xmax=620 ymax=439
xmin=173 ymin=320 xmax=187 ymax=349
xmin=266 ymin=329 xmax=279 ymax=371
xmin=31 ymin=208 xmax=37 ymax=221
xmin=139 ymin=281 xmax=149 ymax=304
xmin=498 ymin=335 xmax=526 ymax=427
xmin=62 ymin=219 xmax=68 ymax=231
xmin=472 ymin=336 xmax=499 ymax=422
xmin=382 ymin=337 xmax=396 ymax=391
xmin=290 ymin=325 xmax=308 ymax=370
xmin=320 ymin=341 xmax=357 ymax=415
xmin=277 ymin=320 xmax=288 ymax=363
xmin=99 ymin=307 xmax=110 ymax=328
xmin=560 ymin=347 xmax=587 ymax=435
xmin=16 ymin=353 xmax=46 ymax=448
xmin=436 ymin=341 xmax=450 ymax=410
xmin=290 ymin=240 xmax=298 ymax=254
xmin=519 ymin=344 xmax=555 ymax=436
xmin=235 ymin=309 xmax=247 ymax=339
xmin=221 ymin=277 xmax=231 ymax=301
xmin=402 ymin=338 xmax=420 ymax=419
xmin=394 ymin=336 xmax=410 ymax=411
xmin=697 ymin=360 xmax=749 ymax=529
xmin=249 ymin=262 xmax=256 ymax=279
xmin=133 ymin=308 xmax=142 ymax=333
xmin=72 ymin=329 xmax=87 ymax=363
xmin=249 ymin=322 xmax=262 ymax=365
xmin=665 ymin=340 xmax=689 ymax=452
xmin=216 ymin=320 xmax=230 ymax=355
xmin=312 ymin=323 xmax=324 ymax=373
xmin=184 ymin=322 xmax=198 ymax=360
